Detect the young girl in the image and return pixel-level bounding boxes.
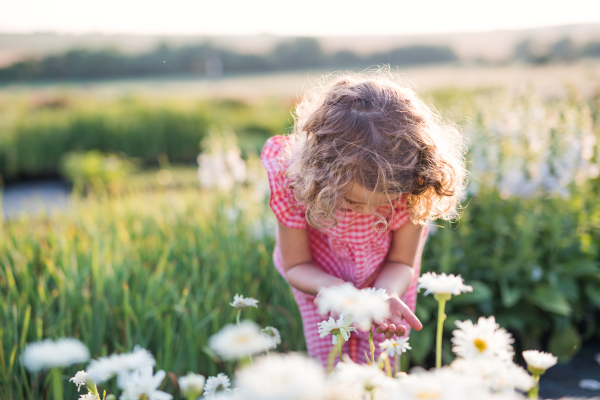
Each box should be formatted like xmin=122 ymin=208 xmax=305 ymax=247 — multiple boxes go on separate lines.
xmin=260 ymin=71 xmax=466 ymax=368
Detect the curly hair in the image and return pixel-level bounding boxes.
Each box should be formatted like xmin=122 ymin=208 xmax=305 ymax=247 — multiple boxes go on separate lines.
xmin=284 ymin=69 xmax=468 ymax=230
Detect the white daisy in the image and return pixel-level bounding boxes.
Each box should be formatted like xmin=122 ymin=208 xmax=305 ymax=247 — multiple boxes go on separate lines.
xmin=450 ymin=358 xmax=535 ymax=392
xmin=204 ymin=373 xmax=232 ymax=397
xmin=392 ymin=367 xmax=483 ymax=400
xmin=235 ymin=353 xmax=326 ymax=400
xmin=522 ymin=350 xmax=558 ymax=375
xmin=70 ymin=370 xmax=89 ymax=392
xmin=451 ymin=316 xmax=515 ymax=362
xmin=87 ymin=346 xmax=156 ymax=387
xmin=317 ymin=283 xmax=390 ymax=331
xmin=179 ymin=372 xmax=206 ymax=398
xmin=80 ymin=394 xmax=96 ymax=400
xmin=379 ymin=337 xmax=411 ymax=357
xmin=209 ymin=321 xmax=270 ymax=360
xmin=318 ymin=314 xmax=358 ymax=345
xmin=21 ymin=338 xmax=90 ymax=372
xmin=330 ymin=360 xmax=398 ymax=399
xmin=119 ymin=366 xmax=172 ymax=400
xmin=230 ymin=294 xmax=259 ymax=310
xmin=261 ymin=327 xmax=281 ymax=349
xmin=417 ymin=272 xmax=473 ymax=297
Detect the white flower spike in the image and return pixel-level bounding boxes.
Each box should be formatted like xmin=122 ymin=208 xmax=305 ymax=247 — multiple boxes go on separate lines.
xmin=417 ymin=272 xmax=473 ymax=297
xmin=318 ymin=314 xmax=358 ymax=345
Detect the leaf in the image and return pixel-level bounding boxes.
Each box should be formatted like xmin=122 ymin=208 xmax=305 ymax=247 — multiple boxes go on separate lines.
xmin=526 ymin=284 xmax=572 ymax=317
xmin=548 ymin=325 xmax=581 ymax=363
xmin=585 ymin=283 xmax=600 ymax=309
xmin=500 ymin=280 xmax=522 ymax=308
xmin=450 ymin=281 xmax=493 ymax=306
xmin=409 ymin=322 xmax=435 ymax=366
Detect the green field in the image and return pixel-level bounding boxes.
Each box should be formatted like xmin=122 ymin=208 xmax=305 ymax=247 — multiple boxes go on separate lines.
xmin=1 ymin=70 xmax=599 ymax=399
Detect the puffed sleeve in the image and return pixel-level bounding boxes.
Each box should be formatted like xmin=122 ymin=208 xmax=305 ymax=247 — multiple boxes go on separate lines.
xmin=389 ymin=194 xmax=411 ymax=231
xmin=261 ymin=136 xmax=307 ymax=229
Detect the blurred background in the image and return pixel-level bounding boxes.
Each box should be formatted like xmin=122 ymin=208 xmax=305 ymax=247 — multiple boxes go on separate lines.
xmin=1 ymin=1 xmax=600 ymax=399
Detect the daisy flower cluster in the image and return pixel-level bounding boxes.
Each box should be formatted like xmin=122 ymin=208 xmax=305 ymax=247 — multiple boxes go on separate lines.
xmin=20 ymin=287 xmax=580 ymax=400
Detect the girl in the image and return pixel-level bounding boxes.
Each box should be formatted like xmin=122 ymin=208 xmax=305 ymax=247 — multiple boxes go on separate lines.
xmin=260 ymin=71 xmax=466 ymax=368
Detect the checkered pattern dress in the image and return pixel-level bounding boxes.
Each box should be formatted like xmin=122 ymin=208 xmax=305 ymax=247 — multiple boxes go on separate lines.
xmin=261 ymin=135 xmax=428 ymax=369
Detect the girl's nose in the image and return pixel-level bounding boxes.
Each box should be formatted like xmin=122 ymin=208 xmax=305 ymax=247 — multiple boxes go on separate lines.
xmin=355 ymin=205 xmax=373 ymax=215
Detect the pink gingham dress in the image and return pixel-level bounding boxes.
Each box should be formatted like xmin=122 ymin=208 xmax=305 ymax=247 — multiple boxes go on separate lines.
xmin=261 ymin=135 xmax=428 ymax=368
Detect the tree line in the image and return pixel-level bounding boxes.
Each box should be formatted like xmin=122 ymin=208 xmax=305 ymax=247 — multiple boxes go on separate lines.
xmin=0 ymin=38 xmax=457 ymax=81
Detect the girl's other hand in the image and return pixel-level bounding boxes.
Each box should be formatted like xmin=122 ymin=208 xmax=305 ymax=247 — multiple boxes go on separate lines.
xmin=373 ymin=296 xmax=422 ymax=338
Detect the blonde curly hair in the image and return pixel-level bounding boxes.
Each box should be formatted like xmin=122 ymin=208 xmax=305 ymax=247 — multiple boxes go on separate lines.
xmin=284 ymin=69 xmax=468 ymax=229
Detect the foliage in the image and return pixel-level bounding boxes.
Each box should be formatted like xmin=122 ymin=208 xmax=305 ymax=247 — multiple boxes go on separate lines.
xmin=60 ymin=151 xmax=137 ymax=195
xmin=0 ymin=96 xmax=291 ymax=182
xmin=0 ymin=38 xmax=458 ymax=82
xmin=0 ymin=85 xmax=599 ymax=399
xmin=0 ymin=187 xmax=294 ymax=399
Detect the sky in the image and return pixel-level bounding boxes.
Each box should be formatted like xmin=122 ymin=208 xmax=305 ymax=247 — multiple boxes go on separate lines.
xmin=2 ymin=0 xmax=600 ymax=36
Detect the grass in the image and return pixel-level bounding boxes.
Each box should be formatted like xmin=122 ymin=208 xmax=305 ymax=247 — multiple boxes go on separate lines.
xmin=1 ymin=80 xmax=599 ymax=399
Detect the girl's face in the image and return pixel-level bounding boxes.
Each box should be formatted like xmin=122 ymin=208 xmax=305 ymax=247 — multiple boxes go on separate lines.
xmin=342 ymin=183 xmax=401 ymax=215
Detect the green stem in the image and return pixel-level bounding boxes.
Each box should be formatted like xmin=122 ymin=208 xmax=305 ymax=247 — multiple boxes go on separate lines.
xmin=236 ymin=309 xmax=241 ymax=325
xmin=337 ymin=335 xmax=344 ymax=363
xmin=434 ymin=293 xmax=451 ymax=369
xmin=50 ymin=368 xmax=63 ymax=400
xmin=369 ymin=330 xmax=375 ymax=364
xmin=528 ymin=374 xmax=540 ymax=399
xmin=395 ymin=354 xmax=400 ymax=376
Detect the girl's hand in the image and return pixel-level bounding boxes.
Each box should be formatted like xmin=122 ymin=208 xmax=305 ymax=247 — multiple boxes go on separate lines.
xmin=373 ymin=296 xmax=422 ymax=338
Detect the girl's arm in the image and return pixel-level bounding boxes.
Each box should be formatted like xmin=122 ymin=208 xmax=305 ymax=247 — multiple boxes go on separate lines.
xmin=277 ymin=220 xmax=345 ymax=296
xmin=372 ymin=219 xmax=425 ymax=337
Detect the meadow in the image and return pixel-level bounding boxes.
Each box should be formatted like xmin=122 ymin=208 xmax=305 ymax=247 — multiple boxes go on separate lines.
xmin=0 ymin=68 xmax=599 ymax=399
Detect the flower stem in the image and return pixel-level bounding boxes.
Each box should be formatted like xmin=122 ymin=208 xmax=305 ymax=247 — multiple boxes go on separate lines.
xmin=528 ymin=374 xmax=540 ymax=399
xmin=236 ymin=309 xmax=241 ymax=325
xmin=369 ymin=330 xmax=375 ymax=364
xmin=337 ymin=335 xmax=344 ymax=363
xmin=327 ymin=345 xmax=338 ymax=373
xmin=434 ymin=293 xmax=451 ymax=369
xmin=395 ymin=354 xmax=400 ymax=376
xmin=49 ymin=368 xmax=63 ymax=400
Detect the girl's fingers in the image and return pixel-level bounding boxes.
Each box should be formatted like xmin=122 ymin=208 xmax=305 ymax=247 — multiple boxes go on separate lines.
xmin=394 ymin=325 xmax=407 ymax=337
xmin=385 ymin=324 xmax=396 ymax=338
xmin=394 ymin=305 xmax=423 ymax=331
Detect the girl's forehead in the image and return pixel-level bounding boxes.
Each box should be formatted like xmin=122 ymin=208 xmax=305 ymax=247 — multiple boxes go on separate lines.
xmin=345 ymin=183 xmax=401 ymax=205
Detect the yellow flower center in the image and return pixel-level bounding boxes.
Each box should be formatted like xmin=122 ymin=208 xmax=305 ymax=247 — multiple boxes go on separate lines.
xmin=416 ymin=391 xmax=441 ymax=399
xmin=234 ymin=334 xmax=251 ymax=344
xmin=473 ymin=338 xmax=487 ymax=353
xmin=140 ymin=394 xmax=149 ymax=400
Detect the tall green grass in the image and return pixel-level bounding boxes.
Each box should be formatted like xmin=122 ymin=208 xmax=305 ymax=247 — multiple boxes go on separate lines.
xmin=0 ymin=96 xmax=293 ymax=181
xmin=0 ymin=188 xmax=299 ymax=399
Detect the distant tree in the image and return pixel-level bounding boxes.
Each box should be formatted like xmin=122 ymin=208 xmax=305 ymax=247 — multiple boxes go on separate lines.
xmin=368 ymin=45 xmax=457 ymax=66
xmin=550 ymin=38 xmax=577 ymax=61
xmin=270 ymin=37 xmax=324 ymax=69
xmin=582 ymin=42 xmax=600 ymax=58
